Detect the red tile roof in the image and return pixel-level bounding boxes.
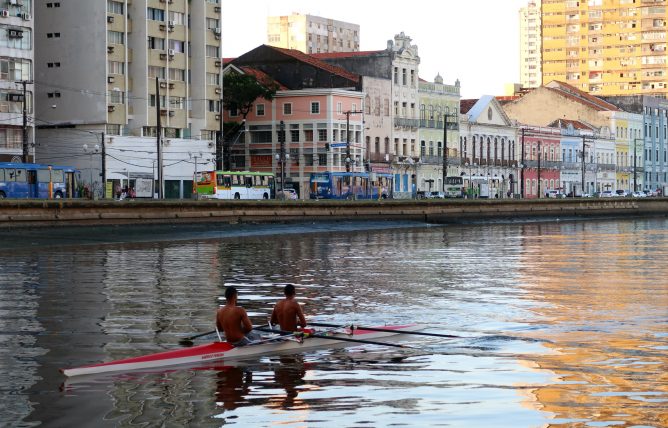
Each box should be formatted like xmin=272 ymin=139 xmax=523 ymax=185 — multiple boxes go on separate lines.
xmin=223 ymin=57 xmax=236 ymax=65
xmin=272 ymin=46 xmax=360 ymax=83
xmin=548 ymin=118 xmax=595 ymax=131
xmin=311 ymin=50 xmax=384 ymax=59
xmin=546 ymin=81 xmax=620 ymax=111
xmin=460 ymin=99 xmax=479 ymax=114
xmin=239 ymin=66 xmax=288 ymax=91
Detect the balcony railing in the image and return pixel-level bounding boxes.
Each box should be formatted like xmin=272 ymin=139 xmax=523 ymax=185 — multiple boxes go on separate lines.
xmin=394 ymin=117 xmax=419 ymax=129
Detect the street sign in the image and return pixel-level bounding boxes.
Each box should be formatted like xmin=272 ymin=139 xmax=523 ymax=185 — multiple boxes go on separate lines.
xmin=330 ymin=143 xmax=347 ymax=148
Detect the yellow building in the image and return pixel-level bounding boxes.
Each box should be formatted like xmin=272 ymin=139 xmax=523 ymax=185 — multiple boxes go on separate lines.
xmin=266 ymin=13 xmax=359 ymax=54
xmin=542 ymin=0 xmax=668 ymax=97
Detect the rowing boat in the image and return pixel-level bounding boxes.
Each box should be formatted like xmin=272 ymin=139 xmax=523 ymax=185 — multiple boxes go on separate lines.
xmin=61 ymin=324 xmax=423 ymax=377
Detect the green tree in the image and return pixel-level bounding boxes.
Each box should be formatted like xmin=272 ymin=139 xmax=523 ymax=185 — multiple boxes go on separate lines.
xmin=223 ymin=72 xmax=277 ymax=120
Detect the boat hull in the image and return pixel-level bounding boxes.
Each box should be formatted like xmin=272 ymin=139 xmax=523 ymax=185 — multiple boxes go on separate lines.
xmin=61 ymin=324 xmax=422 ymax=377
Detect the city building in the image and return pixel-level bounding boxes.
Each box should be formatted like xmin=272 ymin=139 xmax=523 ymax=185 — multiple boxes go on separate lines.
xmin=459 ymin=96 xmax=518 ymax=198
xmin=602 ymin=95 xmax=667 ymax=194
xmin=519 ymin=0 xmax=542 ymax=89
xmin=518 ymin=125 xmax=563 ymax=199
xmin=547 ymin=119 xmax=597 ymax=197
xmin=0 ymin=0 xmax=33 ymax=162
xmin=34 ymin=0 xmax=222 ymax=142
xmin=541 ymin=0 xmax=668 ymax=97
xmin=418 ymin=73 xmax=461 ymax=193
xmin=267 ymin=13 xmax=359 ymax=54
xmin=314 ymin=32 xmax=421 ymax=198
xmin=225 ymin=45 xmax=364 ymax=198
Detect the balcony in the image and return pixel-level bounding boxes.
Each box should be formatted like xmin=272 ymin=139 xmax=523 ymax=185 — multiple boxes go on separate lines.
xmin=394 ymin=117 xmax=419 ymax=129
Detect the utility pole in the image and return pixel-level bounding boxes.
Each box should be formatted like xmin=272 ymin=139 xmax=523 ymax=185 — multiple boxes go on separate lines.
xmin=344 ymin=110 xmax=364 ymax=173
xmin=18 ymin=80 xmax=33 ymax=163
xmin=277 ymin=120 xmax=286 ymax=193
xmin=156 ymin=77 xmax=162 ymax=199
xmin=581 ymin=135 xmax=586 ymax=196
xmin=520 ymin=128 xmax=525 ymax=198
xmin=217 ymin=100 xmax=223 ymax=171
xmin=100 ymin=132 xmax=106 ymax=199
xmin=442 ymin=113 xmax=449 ymax=193
xmin=537 ymin=141 xmax=542 ymax=198
xmin=633 ymin=138 xmax=640 ymax=192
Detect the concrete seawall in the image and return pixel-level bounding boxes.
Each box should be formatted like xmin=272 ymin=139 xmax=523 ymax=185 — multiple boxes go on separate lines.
xmin=1 ymin=198 xmax=667 ymax=228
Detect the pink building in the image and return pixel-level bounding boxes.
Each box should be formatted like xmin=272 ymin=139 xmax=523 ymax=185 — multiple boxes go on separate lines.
xmin=520 ymin=127 xmax=562 ymax=199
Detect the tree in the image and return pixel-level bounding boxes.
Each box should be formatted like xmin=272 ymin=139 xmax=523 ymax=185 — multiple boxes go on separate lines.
xmin=223 ymin=72 xmax=277 ymax=120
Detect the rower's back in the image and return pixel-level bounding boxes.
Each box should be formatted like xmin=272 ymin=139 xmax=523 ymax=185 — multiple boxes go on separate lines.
xmin=271 ymin=284 xmax=306 ymax=331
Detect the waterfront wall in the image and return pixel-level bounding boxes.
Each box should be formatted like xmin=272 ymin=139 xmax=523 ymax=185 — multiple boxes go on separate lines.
xmin=1 ymin=199 xmax=667 ymax=228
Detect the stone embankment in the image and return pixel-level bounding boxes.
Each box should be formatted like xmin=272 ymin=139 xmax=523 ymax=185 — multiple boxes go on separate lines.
xmin=0 ymin=198 xmax=666 ymax=228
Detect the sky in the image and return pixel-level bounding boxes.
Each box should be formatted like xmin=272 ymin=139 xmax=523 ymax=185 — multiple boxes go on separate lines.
xmin=222 ymin=0 xmax=529 ymax=99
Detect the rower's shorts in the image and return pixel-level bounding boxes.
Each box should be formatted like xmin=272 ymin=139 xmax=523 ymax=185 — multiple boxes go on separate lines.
xmin=230 ymin=330 xmax=261 ymax=347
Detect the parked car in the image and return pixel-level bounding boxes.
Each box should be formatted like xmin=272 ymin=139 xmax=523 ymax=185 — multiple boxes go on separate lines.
xmin=429 ymin=191 xmax=445 ymax=199
xmin=600 ymin=190 xmax=615 ymax=198
xmin=278 ymin=189 xmax=298 ymax=200
xmin=644 ymin=189 xmax=658 ymax=197
xmin=631 ymin=191 xmax=646 ymax=198
xmin=615 ymin=189 xmax=629 ymax=197
xmin=546 ymin=190 xmax=566 ymax=199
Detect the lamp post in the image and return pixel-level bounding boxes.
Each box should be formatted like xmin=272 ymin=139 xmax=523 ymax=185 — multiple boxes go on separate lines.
xmin=442 ymin=112 xmax=456 ymax=193
xmin=344 ymin=110 xmax=364 ymax=173
xmin=82 ymin=143 xmax=100 ymax=198
xmin=633 ymin=138 xmax=642 ymax=192
xmin=537 ymin=141 xmax=542 ymax=198
xmin=189 ymin=151 xmax=203 ymax=200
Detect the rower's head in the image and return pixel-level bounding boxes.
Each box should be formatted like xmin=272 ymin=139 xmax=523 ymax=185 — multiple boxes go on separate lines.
xmin=284 ymin=284 xmax=295 ymax=297
xmin=225 ymin=286 xmax=238 ymax=302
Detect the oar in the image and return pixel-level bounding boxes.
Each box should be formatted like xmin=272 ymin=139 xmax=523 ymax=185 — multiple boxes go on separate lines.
xmin=254 ymin=326 xmax=414 ymax=349
xmin=307 ymin=322 xmax=462 ymax=339
xmin=178 ymin=330 xmax=216 ymax=347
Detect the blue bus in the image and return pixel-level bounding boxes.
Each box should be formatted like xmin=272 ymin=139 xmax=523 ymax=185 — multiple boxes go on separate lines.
xmin=310 ymin=172 xmax=393 ymax=200
xmin=0 ymin=162 xmax=80 ymax=199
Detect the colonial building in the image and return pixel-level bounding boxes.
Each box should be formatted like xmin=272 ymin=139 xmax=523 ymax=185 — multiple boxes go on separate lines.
xmin=314 ymin=32 xmax=421 ymax=198
xmin=460 ymin=96 xmax=518 ymax=198
xmin=226 ymin=45 xmax=364 ymax=198
xmin=266 ymin=13 xmax=359 ymax=54
xmin=0 ymin=0 xmax=33 ymax=162
xmin=418 ymin=74 xmax=461 ymax=193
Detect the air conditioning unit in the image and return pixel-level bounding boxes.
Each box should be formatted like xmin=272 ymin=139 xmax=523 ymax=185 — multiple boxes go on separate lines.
xmin=9 ymin=0 xmax=19 ymax=5
xmin=107 ymin=16 xmax=114 ymax=23
xmin=159 ymin=24 xmax=166 ymax=31
xmin=214 ymin=87 xmax=221 ymax=94
xmin=108 ymin=105 xmax=116 ymax=112
xmin=108 ymin=76 xmax=115 ymax=83
xmin=167 ymin=48 xmax=175 ymax=56
xmin=107 ymin=46 xmax=114 ymax=54
xmin=215 ymin=114 xmax=221 ymax=121
xmin=8 ymin=29 xmax=22 ymax=38
xmin=8 ymin=93 xmax=23 ymax=102
xmin=214 ymin=60 xmax=221 ymax=67
xmin=168 ymin=110 xmax=175 ymax=117
xmin=160 ymin=109 xmax=168 ymax=116
xmin=159 ymin=81 xmax=167 ymax=88
xmin=21 ymin=12 xmax=30 ymax=20
xmin=168 ymin=82 xmax=175 ymax=89
xmin=167 ymin=20 xmax=175 ymax=28
xmin=214 ymin=6 xmax=221 ymax=13
xmin=212 ymin=28 xmax=221 ymax=36
xmin=159 ymin=52 xmax=167 ymax=60
xmin=1 ymin=9 xmax=9 ymax=17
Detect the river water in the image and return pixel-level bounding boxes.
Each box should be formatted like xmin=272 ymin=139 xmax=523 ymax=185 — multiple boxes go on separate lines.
xmin=0 ymin=218 xmax=666 ymax=427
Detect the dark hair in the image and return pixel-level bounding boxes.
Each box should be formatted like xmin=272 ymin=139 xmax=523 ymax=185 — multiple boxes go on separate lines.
xmin=225 ymin=286 xmax=238 ymax=300
xmin=284 ymin=284 xmax=295 ymax=296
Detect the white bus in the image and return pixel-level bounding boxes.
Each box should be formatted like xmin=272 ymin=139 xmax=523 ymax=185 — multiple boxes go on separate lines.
xmin=443 ymin=176 xmax=464 ymax=198
xmin=195 ymin=171 xmax=275 ymax=200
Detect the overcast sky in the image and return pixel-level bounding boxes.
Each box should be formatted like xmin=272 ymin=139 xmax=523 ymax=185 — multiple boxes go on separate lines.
xmin=222 ymin=0 xmax=529 ymax=99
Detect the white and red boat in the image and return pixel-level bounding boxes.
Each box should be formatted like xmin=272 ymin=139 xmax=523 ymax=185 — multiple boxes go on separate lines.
xmin=61 ymin=324 xmax=423 ymax=377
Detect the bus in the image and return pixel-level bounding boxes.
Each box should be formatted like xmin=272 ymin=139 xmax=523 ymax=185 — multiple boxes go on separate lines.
xmin=309 ymin=172 xmax=393 ymax=200
xmin=444 ymin=176 xmax=464 ymax=198
xmin=195 ymin=171 xmax=275 ymax=200
xmin=0 ymin=162 xmax=79 ymax=199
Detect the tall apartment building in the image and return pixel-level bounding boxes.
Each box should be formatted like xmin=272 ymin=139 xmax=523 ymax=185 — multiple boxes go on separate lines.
xmin=519 ymin=0 xmax=541 ymax=89
xmin=0 ymin=0 xmax=33 ymax=162
xmin=267 ymin=13 xmax=359 ymax=54
xmin=542 ymin=0 xmax=668 ymax=97
xmin=35 ymin=0 xmax=222 ymax=141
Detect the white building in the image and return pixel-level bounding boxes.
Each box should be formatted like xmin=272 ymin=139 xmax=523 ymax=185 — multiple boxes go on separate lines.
xmin=519 ymin=0 xmax=542 ymax=89
xmin=267 ymin=13 xmax=359 ymax=54
xmin=0 ymin=0 xmax=33 ymax=162
xmin=34 ymin=0 xmax=222 ymax=141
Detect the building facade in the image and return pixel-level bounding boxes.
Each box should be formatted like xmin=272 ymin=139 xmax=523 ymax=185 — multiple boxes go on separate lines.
xmin=0 ymin=0 xmax=33 ymax=162
xmin=418 ymin=74 xmax=461 ymax=193
xmin=519 ymin=0 xmax=542 ymax=89
xmin=267 ymin=13 xmax=359 ymax=54
xmin=34 ymin=0 xmax=222 ymax=141
xmin=541 ymin=0 xmax=668 ymax=97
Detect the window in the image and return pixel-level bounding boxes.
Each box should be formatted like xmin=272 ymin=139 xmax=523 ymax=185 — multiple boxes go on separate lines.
xmin=206 ymin=72 xmax=219 ymax=85
xmin=5 ymin=30 xmax=32 ymax=50
xmin=337 ymin=102 xmax=342 ymax=114
xmin=207 ymin=99 xmax=220 ymax=112
xmin=169 ymin=68 xmax=185 ymax=81
xmin=149 ymin=94 xmax=167 ymax=107
xmin=0 ymin=58 xmax=31 ymax=81
xmin=206 ymin=45 xmax=219 ymax=58
xmin=169 ymin=11 xmax=185 ymax=25
xmin=318 ymin=154 xmax=327 ymax=165
xmin=402 ymin=68 xmax=407 ymax=85
xmin=107 ymin=31 xmax=124 ymax=45
xmin=107 ymin=0 xmax=124 ymax=15
xmin=109 ymin=90 xmax=124 ymax=104
xmin=108 ymin=60 xmax=125 ymax=74
xmin=147 ymin=7 xmax=165 ymax=22
xmin=256 ymin=104 xmax=265 ymax=116
xmin=168 ymin=39 xmax=185 ymax=53
xmin=394 ymin=67 xmax=398 ymax=84
xmin=206 ymin=18 xmax=220 ymax=30
xmin=304 ymin=130 xmax=313 ymax=142
xmin=290 ymin=130 xmax=299 ymax=142
xmin=283 ymin=103 xmax=292 ymax=115
xmin=311 ymin=101 xmax=320 ymax=114
xmin=148 ymin=66 xmax=165 ymax=78
xmin=148 ymin=36 xmax=165 ymax=50
xmin=318 ymin=129 xmax=327 ymax=141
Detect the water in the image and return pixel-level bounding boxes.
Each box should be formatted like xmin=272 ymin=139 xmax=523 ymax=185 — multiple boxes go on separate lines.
xmin=0 ymin=218 xmax=666 ymax=427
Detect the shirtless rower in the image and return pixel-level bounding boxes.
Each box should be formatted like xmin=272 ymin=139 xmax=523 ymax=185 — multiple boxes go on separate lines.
xmin=270 ymin=284 xmax=307 ymax=332
xmin=216 ymin=286 xmax=258 ymax=346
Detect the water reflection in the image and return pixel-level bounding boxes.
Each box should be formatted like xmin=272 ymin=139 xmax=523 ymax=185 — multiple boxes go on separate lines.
xmin=0 ymin=219 xmax=666 ymax=427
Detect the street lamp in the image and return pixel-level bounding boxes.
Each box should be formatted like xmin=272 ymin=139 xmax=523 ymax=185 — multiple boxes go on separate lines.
xmin=633 ymin=138 xmax=642 ymax=192
xmin=189 ymin=151 xmax=203 ymax=200
xmin=82 ymin=143 xmax=100 ymax=198
xmin=537 ymin=141 xmax=542 ymax=198
xmin=442 ymin=112 xmax=457 ymax=193
xmin=275 ymin=152 xmax=290 ymax=194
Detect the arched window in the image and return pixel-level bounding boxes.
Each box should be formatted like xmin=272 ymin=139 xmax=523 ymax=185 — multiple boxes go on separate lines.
xmin=494 ymin=138 xmax=498 ymax=161
xmin=365 ymin=95 xmax=371 ymax=114
xmin=437 ymin=141 xmax=442 ymax=158
xmin=420 ymin=104 xmax=426 ymax=120
xmin=375 ymin=137 xmax=380 ymax=153
xmin=385 ymin=137 xmax=390 ymax=154
xmin=486 ymin=137 xmax=491 ymax=161
xmin=462 ymin=136 xmax=467 ymax=159
xmin=428 ymin=105 xmax=434 ymax=120
xmin=429 ymin=141 xmax=434 ymax=157
xmin=421 ymin=140 xmax=426 ymax=156
xmin=501 ymin=139 xmax=505 ymax=161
